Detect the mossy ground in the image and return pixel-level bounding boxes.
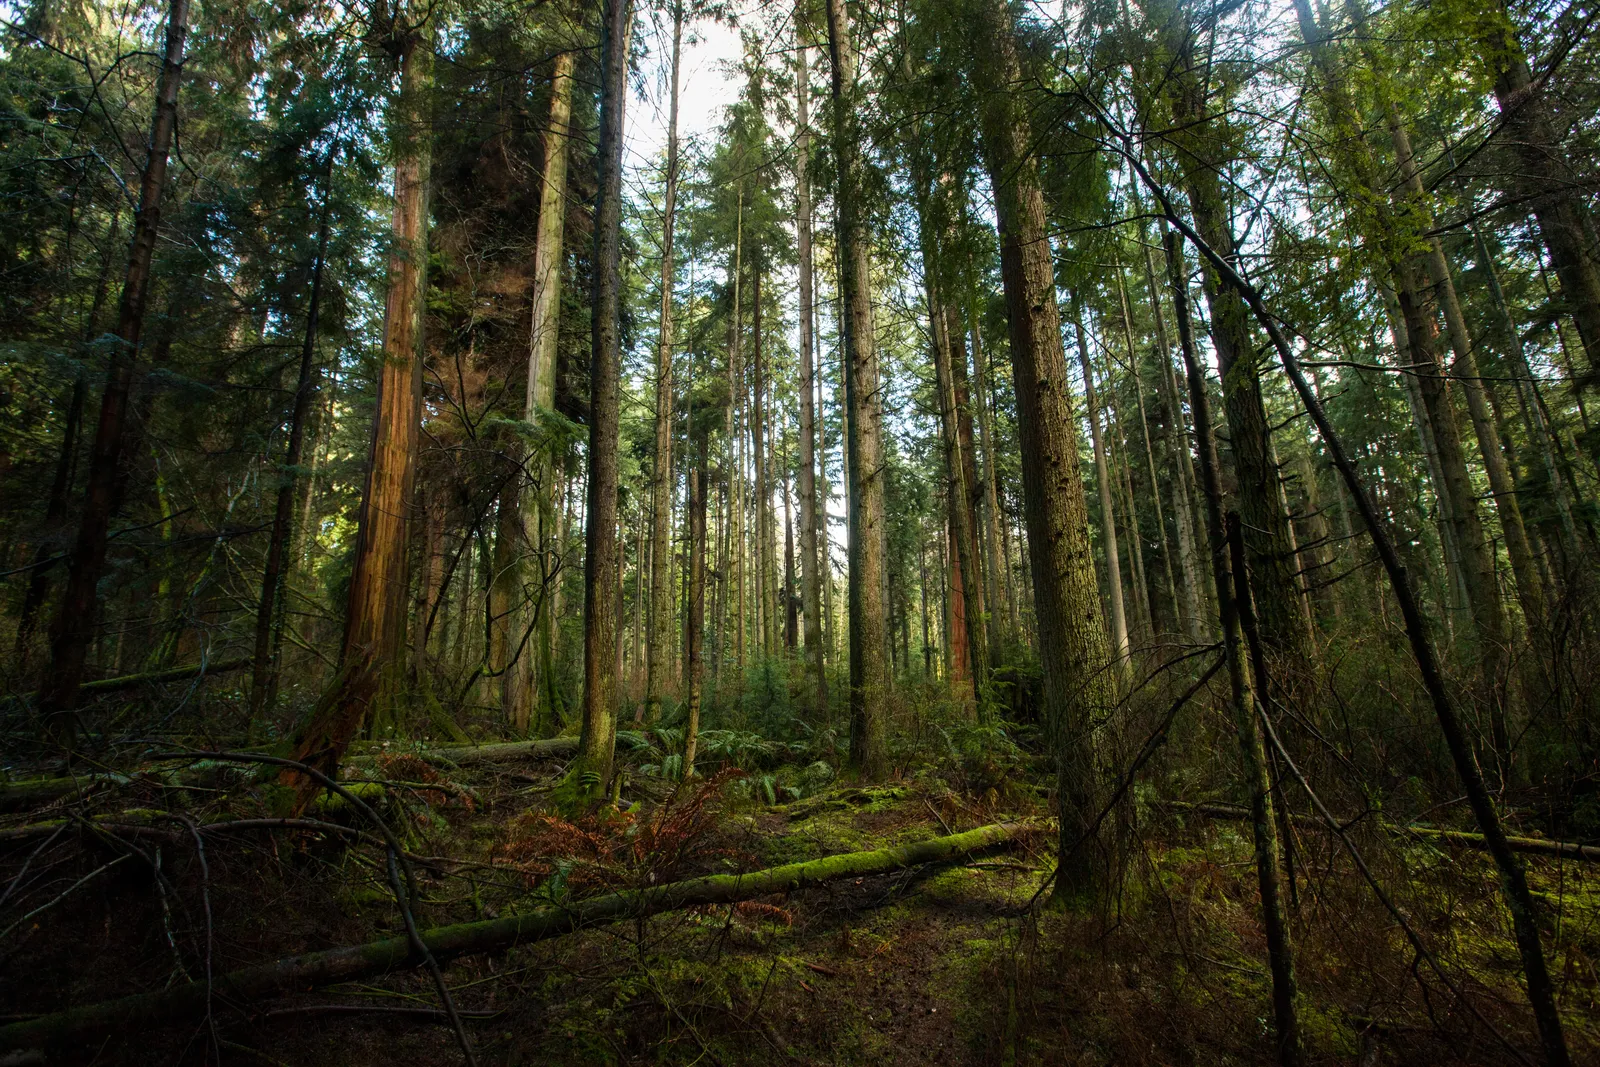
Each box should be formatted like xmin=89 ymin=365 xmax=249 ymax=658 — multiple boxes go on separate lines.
xmin=2 ymin=750 xmax=1597 ymax=1065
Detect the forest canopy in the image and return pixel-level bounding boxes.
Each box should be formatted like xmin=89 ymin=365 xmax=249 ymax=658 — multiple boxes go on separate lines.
xmin=1 ymin=0 xmax=1599 ymax=1063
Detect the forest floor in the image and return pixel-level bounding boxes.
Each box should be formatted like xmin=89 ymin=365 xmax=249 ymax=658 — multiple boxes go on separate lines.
xmin=2 ymin=736 xmax=1597 ymax=1065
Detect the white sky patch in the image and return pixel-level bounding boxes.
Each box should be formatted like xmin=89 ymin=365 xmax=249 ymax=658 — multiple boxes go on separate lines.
xmin=623 ymin=10 xmax=743 ymax=183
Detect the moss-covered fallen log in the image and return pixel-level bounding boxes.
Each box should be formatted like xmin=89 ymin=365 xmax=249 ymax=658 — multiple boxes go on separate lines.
xmin=0 ymin=821 xmax=1025 ymax=1051
xmin=13 ymin=657 xmax=252 ymax=703
xmin=432 ymin=737 xmax=578 ymax=766
xmin=1158 ymin=800 xmax=1600 ymax=863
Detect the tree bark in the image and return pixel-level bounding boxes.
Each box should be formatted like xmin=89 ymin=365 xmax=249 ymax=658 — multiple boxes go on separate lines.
xmin=795 ymin=18 xmax=825 ymax=713
xmin=523 ymin=46 xmax=576 ymax=731
xmin=973 ymin=0 xmax=1114 ymax=903
xmin=1158 ymin=13 xmax=1312 ymax=662
xmin=1071 ymin=297 xmax=1130 ymax=669
xmin=577 ymin=0 xmax=632 ymax=795
xmin=824 ymin=0 xmax=891 ymax=777
xmin=39 ymin=0 xmax=191 ymax=727
xmin=930 ymin=285 xmax=987 ymax=708
xmin=1136 ymin=204 xmax=1207 ymax=640
xmin=684 ymin=436 xmax=706 ymax=775
xmin=647 ymin=3 xmax=683 ymax=721
xmin=285 ymin=23 xmax=431 ymax=803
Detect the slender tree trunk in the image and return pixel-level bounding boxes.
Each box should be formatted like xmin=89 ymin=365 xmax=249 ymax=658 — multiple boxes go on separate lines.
xmin=684 ymin=435 xmax=706 ymax=775
xmin=969 ymin=307 xmax=1014 ymax=640
xmin=1469 ymin=3 xmax=1600 ymax=382
xmin=1137 ymin=207 xmax=1207 ymax=640
xmin=824 ymin=0 xmax=891 ymax=777
xmin=40 ymin=0 xmax=191 ymax=726
xmin=921 ymin=201 xmax=990 ymax=713
xmin=1143 ymin=140 xmax=1573 ymax=1062
xmin=1159 ymin=16 xmax=1312 ymax=661
xmin=795 ymin=19 xmax=825 ymax=713
xmin=1165 ymin=225 xmax=1300 ymax=1065
xmin=1074 ymin=300 xmax=1130 ymax=668
xmin=285 ymin=24 xmax=431 ymax=801
xmin=727 ymin=191 xmax=745 ymax=677
xmin=933 ymin=313 xmax=969 ymax=694
xmin=1117 ymin=268 xmax=1180 ymax=640
xmin=752 ymin=264 xmax=777 ymax=658
xmin=577 ymin=0 xmax=631 ymax=794
xmin=1473 ymin=223 xmax=1586 ymax=563
xmin=414 ymin=488 xmax=441 ymax=680
xmin=973 ymin=0 xmax=1114 ymax=903
xmin=251 ymin=192 xmax=332 ymax=717
xmin=784 ymin=448 xmax=798 ymax=650
xmin=647 ymin=4 xmax=683 ymax=721
xmin=16 ymin=209 xmax=121 ymax=669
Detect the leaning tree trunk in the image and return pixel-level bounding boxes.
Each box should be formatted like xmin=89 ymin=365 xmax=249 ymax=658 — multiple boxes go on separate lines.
xmin=973 ymin=0 xmax=1114 ymax=904
xmin=576 ymin=0 xmax=631 ymax=795
xmin=1295 ymin=0 xmax=1515 ymax=769
xmin=286 ymin=27 xmax=433 ymax=804
xmin=795 ymin=15 xmax=825 ymax=714
xmin=1158 ymin=16 xmax=1312 ymax=663
xmin=1131 ymin=137 xmax=1573 ymax=1066
xmin=647 ymin=3 xmax=683 ymax=722
xmin=824 ymin=0 xmax=891 ymax=777
xmin=1169 ymin=230 xmax=1302 ymax=1065
xmin=1468 ymin=0 xmax=1600 ymax=384
xmin=38 ymin=0 xmax=191 ymax=728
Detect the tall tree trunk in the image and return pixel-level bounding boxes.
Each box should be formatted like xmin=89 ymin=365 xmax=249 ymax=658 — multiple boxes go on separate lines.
xmin=1117 ymin=267 xmax=1180 ymax=640
xmin=968 ymin=306 xmax=1013 ymax=642
xmin=39 ymin=0 xmax=191 ymax=728
xmin=824 ymin=0 xmax=891 ymax=777
xmin=286 ymin=24 xmax=432 ymax=800
xmin=251 ymin=191 xmax=332 ymax=718
xmin=1168 ymin=228 xmax=1301 ymax=1065
xmin=919 ymin=180 xmax=990 ymax=713
xmin=524 ymin=46 xmax=576 ymax=732
xmin=577 ymin=0 xmax=631 ymax=795
xmin=1074 ymin=299 xmax=1130 ymax=668
xmin=16 ymin=209 xmax=120 ymax=670
xmin=784 ymin=446 xmax=798 ymax=650
xmin=683 ymin=435 xmax=707 ymax=775
xmin=726 ymin=191 xmax=745 ymax=677
xmin=752 ymin=263 xmax=777 ymax=658
xmin=1388 ymin=129 xmax=1542 ymax=626
xmin=1137 ymin=205 xmax=1207 ymax=640
xmin=647 ymin=3 xmax=683 ymax=721
xmin=795 ymin=18 xmax=826 ymax=713
xmin=973 ymin=0 xmax=1114 ymax=903
xmin=1468 ymin=2 xmax=1600 ymax=383
xmin=932 ymin=306 xmax=970 ymax=695
xmin=1159 ymin=14 xmax=1312 ymax=662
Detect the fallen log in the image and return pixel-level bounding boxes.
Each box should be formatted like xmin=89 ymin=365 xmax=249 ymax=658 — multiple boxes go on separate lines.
xmin=12 ymin=657 xmax=252 ymax=703
xmin=1156 ymin=800 xmax=1600 ymax=863
xmin=0 ymin=821 xmax=1025 ymax=1051
xmin=431 ymin=737 xmax=578 ymax=766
